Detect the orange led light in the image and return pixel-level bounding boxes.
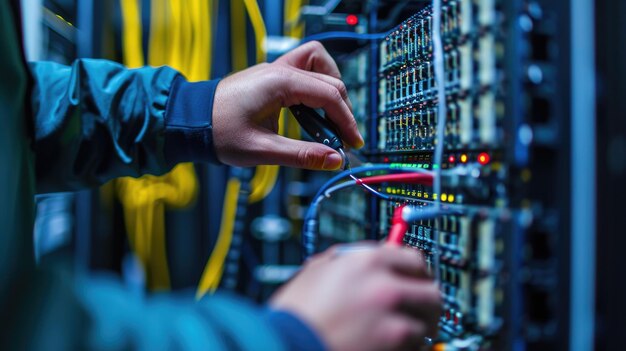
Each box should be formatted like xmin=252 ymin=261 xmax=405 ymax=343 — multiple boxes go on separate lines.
xmin=478 ymin=152 xmax=490 ymax=165
xmin=460 ymin=154 xmax=468 ymax=163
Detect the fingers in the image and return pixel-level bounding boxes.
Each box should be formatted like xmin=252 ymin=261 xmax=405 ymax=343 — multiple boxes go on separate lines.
xmin=394 ymin=280 xmax=442 ymax=337
xmin=276 ymin=41 xmax=342 ymax=79
xmin=256 ymin=133 xmax=344 ymax=170
xmin=275 ymin=68 xmax=364 ymax=148
xmin=369 ymin=246 xmax=431 ymax=279
xmin=377 ymin=315 xmax=430 ymax=350
xmin=291 ymin=67 xmax=353 ymax=111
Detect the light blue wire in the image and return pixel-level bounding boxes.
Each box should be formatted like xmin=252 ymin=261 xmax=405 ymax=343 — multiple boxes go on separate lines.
xmin=302 ymin=164 xmax=434 ymax=259
xmin=300 ymin=30 xmax=392 ymax=44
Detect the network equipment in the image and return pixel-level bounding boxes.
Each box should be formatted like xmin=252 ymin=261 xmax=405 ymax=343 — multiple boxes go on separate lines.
xmin=312 ymin=0 xmax=569 ymax=349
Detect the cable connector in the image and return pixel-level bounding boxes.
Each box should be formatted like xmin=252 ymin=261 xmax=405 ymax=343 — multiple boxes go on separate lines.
xmin=387 ymin=205 xmax=449 ymax=247
xmin=387 ymin=205 xmax=409 ymax=246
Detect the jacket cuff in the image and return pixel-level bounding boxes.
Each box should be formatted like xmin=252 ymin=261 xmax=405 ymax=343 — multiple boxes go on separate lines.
xmin=264 ymin=309 xmax=327 ymax=351
xmin=163 ymin=75 xmax=222 ymax=166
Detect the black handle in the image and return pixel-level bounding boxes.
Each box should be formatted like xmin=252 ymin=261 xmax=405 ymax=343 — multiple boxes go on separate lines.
xmin=289 ymin=104 xmax=344 ymax=151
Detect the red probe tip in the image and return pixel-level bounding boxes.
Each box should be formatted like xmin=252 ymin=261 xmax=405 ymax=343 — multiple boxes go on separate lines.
xmin=387 ymin=205 xmax=409 ymax=246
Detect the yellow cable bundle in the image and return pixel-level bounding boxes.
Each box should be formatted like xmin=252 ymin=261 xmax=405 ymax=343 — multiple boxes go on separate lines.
xmin=118 ymin=0 xmax=214 ymax=290
xmin=195 ymin=178 xmax=241 ymax=297
xmin=230 ymin=0 xmax=247 ymax=72
xmin=242 ymin=0 xmax=266 ymax=64
xmin=189 ymin=0 xmax=211 ymax=81
xmin=148 ymin=0 xmax=170 ymax=66
xmin=120 ymin=0 xmax=144 ymax=69
xmin=197 ymin=0 xmax=279 ymax=298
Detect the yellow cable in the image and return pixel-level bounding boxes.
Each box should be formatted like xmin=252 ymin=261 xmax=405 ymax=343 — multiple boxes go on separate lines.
xmin=197 ymin=0 xmax=297 ymax=297
xmin=180 ymin=3 xmax=194 ymax=73
xmin=197 ymin=0 xmax=276 ymax=296
xmin=242 ymin=0 xmax=266 ymax=63
xmin=148 ymin=0 xmax=169 ymax=66
xmin=230 ymin=0 xmax=247 ymax=71
xmin=118 ymin=0 xmax=208 ymax=290
xmin=285 ymin=0 xmax=304 ymax=141
xmin=189 ymin=0 xmax=211 ymax=81
xmin=196 ymin=178 xmax=241 ymax=298
xmin=197 ymin=0 xmax=244 ymax=298
xmin=167 ymin=0 xmax=182 ymax=70
xmin=239 ymin=0 xmax=282 ymax=204
xmin=119 ymin=0 xmax=178 ymax=289
xmin=120 ymin=0 xmax=144 ymax=68
xmin=283 ymin=0 xmax=307 ymax=224
xmin=285 ymin=0 xmax=305 ymax=39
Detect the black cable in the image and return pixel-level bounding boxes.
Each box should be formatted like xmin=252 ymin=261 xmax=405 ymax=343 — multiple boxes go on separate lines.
xmin=220 ymin=167 xmax=254 ymax=291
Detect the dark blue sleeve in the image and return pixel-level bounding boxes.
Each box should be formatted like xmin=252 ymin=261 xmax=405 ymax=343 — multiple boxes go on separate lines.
xmin=163 ymin=76 xmax=222 ymax=167
xmin=265 ymin=309 xmax=328 ymax=351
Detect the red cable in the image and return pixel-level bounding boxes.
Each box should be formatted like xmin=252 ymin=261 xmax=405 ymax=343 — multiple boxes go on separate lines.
xmin=387 ymin=205 xmax=408 ymax=246
xmin=356 ymin=173 xmax=433 ymax=186
xmin=348 ymin=173 xmax=431 ymax=246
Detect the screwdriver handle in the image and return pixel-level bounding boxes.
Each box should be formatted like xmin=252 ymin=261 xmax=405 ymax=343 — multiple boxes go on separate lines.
xmin=289 ymin=104 xmax=344 ymax=151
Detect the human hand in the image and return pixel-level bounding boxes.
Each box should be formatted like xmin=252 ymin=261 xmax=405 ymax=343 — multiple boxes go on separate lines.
xmin=270 ymin=244 xmax=441 ymax=351
xmin=212 ymin=41 xmax=364 ymax=170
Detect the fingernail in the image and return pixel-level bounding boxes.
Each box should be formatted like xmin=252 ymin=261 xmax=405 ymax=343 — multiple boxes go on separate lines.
xmin=322 ymin=153 xmax=343 ymax=170
xmin=355 ymin=136 xmax=365 ymax=149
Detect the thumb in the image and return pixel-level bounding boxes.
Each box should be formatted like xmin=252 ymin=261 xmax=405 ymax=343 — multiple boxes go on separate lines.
xmin=260 ymin=134 xmax=344 ymax=170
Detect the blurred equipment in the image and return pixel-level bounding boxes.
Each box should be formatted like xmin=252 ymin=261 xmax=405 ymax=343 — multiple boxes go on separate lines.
xmin=29 ymin=1 xmax=609 ymax=349
xmin=296 ymin=0 xmax=596 ymax=350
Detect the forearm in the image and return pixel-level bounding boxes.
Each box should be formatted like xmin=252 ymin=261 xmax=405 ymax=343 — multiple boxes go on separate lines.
xmin=29 ymin=59 xmax=220 ymax=193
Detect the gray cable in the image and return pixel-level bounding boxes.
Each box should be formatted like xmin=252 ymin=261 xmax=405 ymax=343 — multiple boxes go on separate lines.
xmin=431 ymin=0 xmax=446 ymax=284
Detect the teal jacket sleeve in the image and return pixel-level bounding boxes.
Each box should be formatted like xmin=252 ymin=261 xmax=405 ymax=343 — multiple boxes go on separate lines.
xmin=73 ymin=275 xmax=288 ymax=351
xmin=29 ymin=59 xmax=221 ymax=193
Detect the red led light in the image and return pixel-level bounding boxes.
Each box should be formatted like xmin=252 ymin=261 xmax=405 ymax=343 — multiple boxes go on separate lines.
xmin=383 ymin=157 xmax=389 ymax=163
xmin=478 ymin=152 xmax=490 ymax=165
xmin=346 ymin=14 xmax=359 ymax=26
xmin=448 ymin=155 xmax=456 ymax=163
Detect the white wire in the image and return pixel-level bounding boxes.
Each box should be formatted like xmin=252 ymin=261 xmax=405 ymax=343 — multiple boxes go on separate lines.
xmin=348 ymin=174 xmax=388 ymax=197
xmin=404 ymin=207 xmax=447 ymax=222
xmin=323 ymin=180 xmax=357 ymax=198
xmin=431 ymin=0 xmax=446 ymax=283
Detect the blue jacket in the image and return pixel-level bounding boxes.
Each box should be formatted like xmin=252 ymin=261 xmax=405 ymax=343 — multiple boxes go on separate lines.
xmin=0 ymin=1 xmax=324 ymax=350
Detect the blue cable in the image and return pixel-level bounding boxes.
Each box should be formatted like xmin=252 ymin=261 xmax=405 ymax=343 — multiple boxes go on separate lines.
xmin=311 ymin=165 xmax=394 ymax=202
xmin=302 ymin=164 xmax=434 ymax=260
xmin=302 ymin=165 xmax=393 ymax=260
xmin=300 ymin=30 xmax=392 ymax=44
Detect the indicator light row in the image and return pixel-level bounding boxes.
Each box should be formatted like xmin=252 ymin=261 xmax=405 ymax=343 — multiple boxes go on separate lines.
xmin=448 ymin=152 xmax=490 ymax=165
xmin=380 ymin=152 xmax=491 ymax=166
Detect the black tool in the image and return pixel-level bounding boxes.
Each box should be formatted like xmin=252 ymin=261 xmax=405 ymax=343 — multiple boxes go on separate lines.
xmin=289 ymin=104 xmax=350 ymax=170
xmin=289 ymin=104 xmax=344 ymax=150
